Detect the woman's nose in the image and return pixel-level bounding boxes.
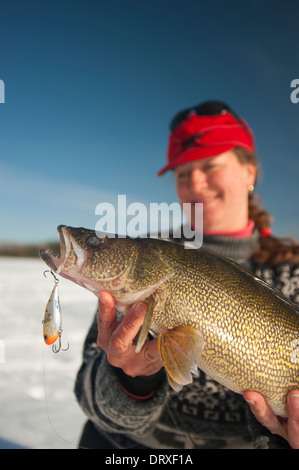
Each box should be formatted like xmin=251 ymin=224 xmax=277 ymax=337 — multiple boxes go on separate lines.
xmin=189 ymin=168 xmax=207 ymax=192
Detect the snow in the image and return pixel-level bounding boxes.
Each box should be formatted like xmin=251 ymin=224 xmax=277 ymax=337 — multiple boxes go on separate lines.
xmin=0 ymin=257 xmax=97 ymax=448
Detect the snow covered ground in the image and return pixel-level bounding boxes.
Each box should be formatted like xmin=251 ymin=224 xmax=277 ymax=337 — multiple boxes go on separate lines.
xmin=0 ymin=256 xmax=97 ymax=449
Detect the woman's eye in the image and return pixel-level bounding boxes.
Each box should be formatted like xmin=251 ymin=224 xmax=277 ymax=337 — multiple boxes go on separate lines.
xmin=177 ymin=171 xmax=189 ymax=180
xmin=87 ymin=235 xmax=102 ymax=247
xmin=203 ymin=163 xmax=216 ymax=170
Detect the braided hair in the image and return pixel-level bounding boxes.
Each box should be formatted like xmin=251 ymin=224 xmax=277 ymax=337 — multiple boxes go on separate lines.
xmin=234 ymin=147 xmax=299 ymax=266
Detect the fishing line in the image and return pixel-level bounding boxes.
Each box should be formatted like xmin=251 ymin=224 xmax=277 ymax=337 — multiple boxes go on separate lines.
xmin=40 ymin=272 xmax=174 ymax=450
xmin=41 ymin=342 xmax=139 ymax=450
xmin=41 ymin=342 xmax=77 ymax=449
xmin=42 ymin=338 xmax=194 ymax=450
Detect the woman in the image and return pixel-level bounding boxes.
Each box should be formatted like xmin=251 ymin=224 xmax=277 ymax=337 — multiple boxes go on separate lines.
xmin=75 ymin=101 xmax=299 ymax=449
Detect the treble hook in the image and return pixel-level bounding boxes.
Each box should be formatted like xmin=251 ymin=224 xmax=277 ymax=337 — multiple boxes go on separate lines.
xmin=43 ymin=269 xmax=59 ymax=285
xmin=52 ymin=329 xmax=69 ymax=353
xmin=42 ymin=269 xmax=69 ymax=353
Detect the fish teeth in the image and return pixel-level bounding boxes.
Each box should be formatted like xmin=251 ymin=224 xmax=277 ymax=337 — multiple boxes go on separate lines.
xmin=47 ymin=248 xmax=60 ymax=260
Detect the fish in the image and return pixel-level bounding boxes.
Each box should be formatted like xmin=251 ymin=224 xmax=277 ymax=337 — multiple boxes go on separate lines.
xmin=39 ymin=225 xmax=299 ymax=417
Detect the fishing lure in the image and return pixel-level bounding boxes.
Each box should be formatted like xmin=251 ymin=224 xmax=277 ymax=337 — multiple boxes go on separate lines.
xmin=42 ymin=270 xmax=69 ymax=353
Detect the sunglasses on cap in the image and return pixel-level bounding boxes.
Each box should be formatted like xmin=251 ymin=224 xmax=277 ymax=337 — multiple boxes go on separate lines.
xmin=169 ymin=100 xmax=247 ymax=132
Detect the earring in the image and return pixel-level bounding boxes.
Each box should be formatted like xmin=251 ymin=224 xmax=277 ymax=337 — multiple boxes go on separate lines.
xmin=248 ymin=184 xmax=254 ymax=193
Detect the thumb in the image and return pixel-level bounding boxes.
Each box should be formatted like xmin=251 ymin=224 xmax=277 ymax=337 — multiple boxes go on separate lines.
xmin=143 ymin=338 xmax=162 ymax=364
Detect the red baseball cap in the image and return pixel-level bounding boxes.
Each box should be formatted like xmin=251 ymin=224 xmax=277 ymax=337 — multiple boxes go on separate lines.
xmin=157 ymin=105 xmax=255 ymax=177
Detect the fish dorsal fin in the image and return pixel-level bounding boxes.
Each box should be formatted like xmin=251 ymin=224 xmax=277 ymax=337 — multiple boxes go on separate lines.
xmin=158 ymin=326 xmax=204 ymax=392
xmin=213 ymin=252 xmax=299 ymax=314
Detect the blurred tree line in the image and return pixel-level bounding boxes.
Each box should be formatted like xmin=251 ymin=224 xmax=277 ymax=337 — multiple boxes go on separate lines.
xmin=0 ymin=242 xmax=60 ymax=257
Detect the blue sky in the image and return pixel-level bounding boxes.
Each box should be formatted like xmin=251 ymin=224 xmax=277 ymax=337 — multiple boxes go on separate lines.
xmin=0 ymin=0 xmax=298 ymax=243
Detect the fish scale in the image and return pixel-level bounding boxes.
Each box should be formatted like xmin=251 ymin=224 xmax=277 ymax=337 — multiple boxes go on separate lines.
xmin=40 ymin=225 xmax=299 ymax=417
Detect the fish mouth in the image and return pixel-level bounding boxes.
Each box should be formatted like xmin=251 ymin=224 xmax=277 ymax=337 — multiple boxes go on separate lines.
xmin=39 ymin=248 xmax=61 ymax=272
xmin=39 ymin=225 xmax=65 ymax=272
xmin=39 ymin=225 xmax=86 ymax=273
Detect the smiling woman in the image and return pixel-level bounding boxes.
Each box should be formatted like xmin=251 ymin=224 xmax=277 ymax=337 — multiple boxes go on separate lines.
xmin=162 ymin=101 xmax=299 ymax=266
xmin=75 ymin=100 xmax=299 ymax=450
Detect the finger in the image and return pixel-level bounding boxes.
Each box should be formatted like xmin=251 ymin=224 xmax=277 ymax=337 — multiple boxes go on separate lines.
xmin=243 ymin=391 xmax=287 ymax=439
xmin=141 ymin=339 xmax=164 ymax=375
xmin=143 ymin=338 xmax=162 ymax=364
xmin=110 ymin=302 xmax=147 ymax=354
xmin=286 ymin=392 xmax=299 ymax=449
xmin=98 ymin=291 xmax=116 ymax=324
xmin=97 ymin=291 xmax=117 ymax=348
xmin=120 ymin=338 xmax=163 ymax=377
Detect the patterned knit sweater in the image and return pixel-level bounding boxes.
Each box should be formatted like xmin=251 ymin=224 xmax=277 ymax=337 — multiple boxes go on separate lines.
xmin=74 ymin=231 xmax=299 ymax=449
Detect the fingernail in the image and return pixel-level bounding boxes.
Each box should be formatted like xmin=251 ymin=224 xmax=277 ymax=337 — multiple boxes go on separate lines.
xmin=132 ymin=303 xmax=146 ymax=317
xmin=145 ymin=350 xmax=159 ymax=361
xmin=288 ymin=393 xmax=299 ymax=407
xmin=244 ymin=398 xmax=255 ymax=406
xmin=99 ymin=292 xmax=107 ymax=305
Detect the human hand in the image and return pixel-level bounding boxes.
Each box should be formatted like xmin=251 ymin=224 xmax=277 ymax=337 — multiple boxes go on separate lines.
xmin=244 ymin=390 xmax=299 ymax=448
xmin=97 ymin=291 xmax=163 ymax=377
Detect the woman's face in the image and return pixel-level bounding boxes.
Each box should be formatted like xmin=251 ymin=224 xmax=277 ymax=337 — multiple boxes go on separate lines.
xmin=174 ymin=150 xmax=256 ymax=233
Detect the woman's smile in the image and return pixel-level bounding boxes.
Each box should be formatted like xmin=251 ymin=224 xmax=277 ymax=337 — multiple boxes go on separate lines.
xmin=195 ymin=194 xmax=220 ymax=205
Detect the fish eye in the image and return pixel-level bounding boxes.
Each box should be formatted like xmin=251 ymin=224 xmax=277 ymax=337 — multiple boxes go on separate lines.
xmin=87 ymin=235 xmax=102 ymax=247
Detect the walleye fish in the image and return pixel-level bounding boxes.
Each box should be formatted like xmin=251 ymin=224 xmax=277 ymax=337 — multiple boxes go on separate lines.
xmin=40 ymin=225 xmax=299 ymax=417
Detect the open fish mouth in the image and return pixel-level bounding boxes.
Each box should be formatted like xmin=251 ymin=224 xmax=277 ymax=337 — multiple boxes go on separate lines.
xmin=39 ymin=225 xmax=66 ymax=272
xmin=39 ymin=248 xmax=61 ymax=272
xmin=39 ymin=225 xmax=84 ymax=273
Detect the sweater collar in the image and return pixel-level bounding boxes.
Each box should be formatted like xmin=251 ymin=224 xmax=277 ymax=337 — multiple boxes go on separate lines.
xmin=201 ymin=229 xmax=260 ymax=265
xmin=203 ymin=220 xmax=255 ymax=239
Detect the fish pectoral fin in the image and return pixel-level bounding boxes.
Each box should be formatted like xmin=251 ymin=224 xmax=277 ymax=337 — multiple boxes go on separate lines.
xmin=158 ymin=326 xmax=204 ymax=392
xmin=135 ymin=295 xmax=156 ymax=353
